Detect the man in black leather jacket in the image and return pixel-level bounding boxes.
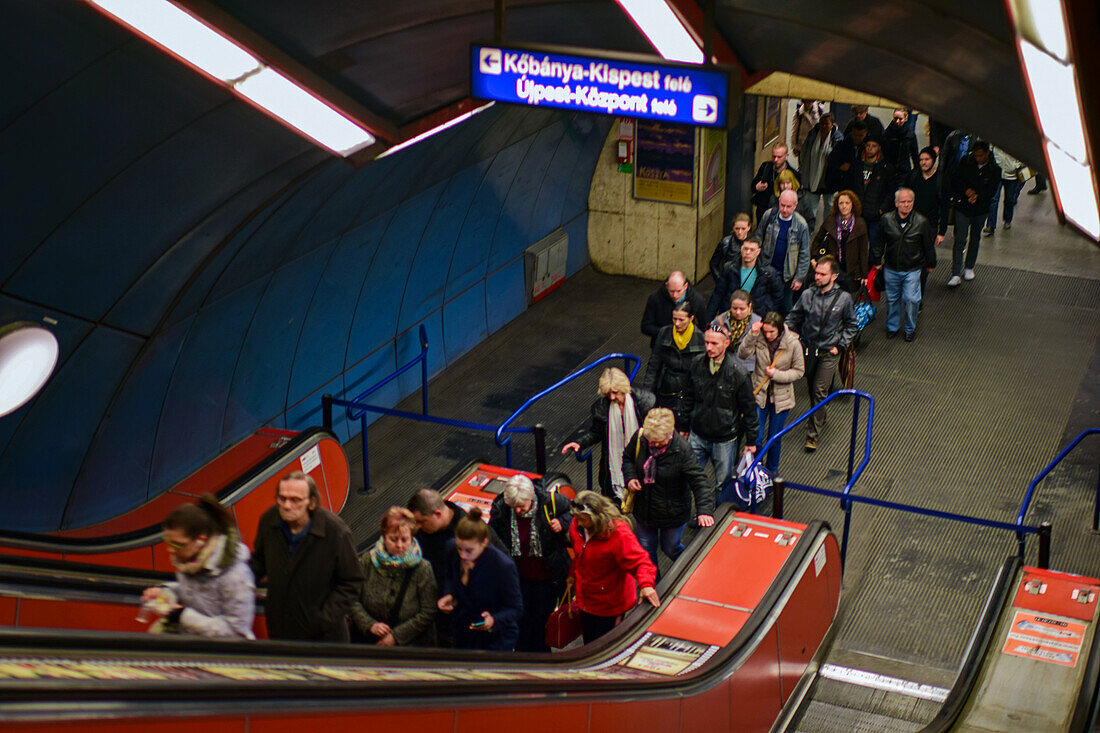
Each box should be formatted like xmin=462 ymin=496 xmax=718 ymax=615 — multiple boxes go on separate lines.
xmin=683 ymin=324 xmax=758 ymax=508
xmin=872 ymin=188 xmax=936 ymax=342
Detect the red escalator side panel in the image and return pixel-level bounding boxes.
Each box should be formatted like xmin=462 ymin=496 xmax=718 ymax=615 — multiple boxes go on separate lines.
xmin=589 ymin=697 xmax=683 ymax=732
xmin=7 ymin=719 xmax=245 ymax=733
xmin=682 ymin=677 xmax=733 ymax=730
xmin=726 ymin=624 xmax=785 ymax=731
xmin=0 ymin=596 xmax=15 ymax=624
xmin=775 ymin=534 xmax=841 ymax=704
xmin=317 ymin=437 xmax=351 ymax=512
xmin=249 ymin=710 xmax=454 ymax=733
xmin=456 ymin=703 xmax=588 ymax=732
xmin=171 ymin=429 xmax=294 ymax=497
xmin=62 ymin=545 xmax=155 ymax=571
xmin=16 ymin=598 xmax=141 ymax=632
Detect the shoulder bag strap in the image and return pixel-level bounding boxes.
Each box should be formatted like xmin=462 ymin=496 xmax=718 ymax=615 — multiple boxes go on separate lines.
xmin=387 ymin=568 xmax=416 ymax=628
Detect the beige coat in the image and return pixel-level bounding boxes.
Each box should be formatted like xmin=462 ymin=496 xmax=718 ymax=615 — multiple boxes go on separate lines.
xmin=737 ymin=327 xmax=805 ymax=412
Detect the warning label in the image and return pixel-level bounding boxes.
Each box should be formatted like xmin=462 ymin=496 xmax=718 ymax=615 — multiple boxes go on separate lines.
xmin=1002 ymin=610 xmax=1086 ymax=667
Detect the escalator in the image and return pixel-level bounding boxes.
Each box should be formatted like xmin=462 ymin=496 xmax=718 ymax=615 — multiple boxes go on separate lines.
xmin=0 ymin=508 xmax=843 ymax=732
xmin=775 ymin=559 xmax=1100 ymax=732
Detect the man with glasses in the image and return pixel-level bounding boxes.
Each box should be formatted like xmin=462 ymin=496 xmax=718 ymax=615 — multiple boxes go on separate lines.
xmin=250 ymin=470 xmax=362 ymax=641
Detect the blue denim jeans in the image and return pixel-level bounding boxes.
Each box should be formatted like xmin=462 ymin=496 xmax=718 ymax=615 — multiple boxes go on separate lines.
xmin=987 ymin=180 xmax=1024 ymax=228
xmin=884 ymin=267 xmax=922 ymax=335
xmin=690 ymin=432 xmax=739 ymax=507
xmin=634 ymin=520 xmax=686 ymax=575
xmin=953 ymin=211 xmax=984 ymax=276
xmin=757 ymin=404 xmax=790 ymax=474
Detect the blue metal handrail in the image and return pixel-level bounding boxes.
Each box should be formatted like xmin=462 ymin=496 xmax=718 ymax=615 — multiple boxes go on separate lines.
xmin=1015 ymin=427 xmax=1100 ymax=554
xmin=494 ymin=352 xmax=641 ymax=472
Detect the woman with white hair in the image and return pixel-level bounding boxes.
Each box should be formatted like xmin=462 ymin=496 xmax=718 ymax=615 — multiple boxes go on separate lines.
xmin=488 ymin=474 xmax=572 ymax=652
xmin=623 ymin=407 xmax=713 ymax=572
xmin=561 ymin=367 xmax=654 ymax=500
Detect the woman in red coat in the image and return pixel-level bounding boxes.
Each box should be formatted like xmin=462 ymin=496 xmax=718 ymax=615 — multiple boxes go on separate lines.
xmin=568 ymin=491 xmax=659 ymax=643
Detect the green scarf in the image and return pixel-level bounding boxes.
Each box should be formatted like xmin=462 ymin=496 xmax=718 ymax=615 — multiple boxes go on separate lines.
xmin=369 ymin=537 xmax=423 ymax=577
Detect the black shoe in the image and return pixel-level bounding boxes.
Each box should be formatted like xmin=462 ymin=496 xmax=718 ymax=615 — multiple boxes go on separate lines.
xmin=1027 ymin=185 xmax=1047 ymax=195
xmin=886 ymin=330 xmax=899 ymax=339
xmin=904 ymin=332 xmax=915 ymax=342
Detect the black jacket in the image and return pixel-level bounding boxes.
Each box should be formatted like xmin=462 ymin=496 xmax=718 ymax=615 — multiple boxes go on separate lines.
xmin=952 ymin=154 xmax=1002 ymax=217
xmin=883 ymin=121 xmax=919 ymax=178
xmin=706 ymin=260 xmax=784 ymax=322
xmin=489 ymin=487 xmax=572 ymax=585
xmin=563 ymin=389 xmax=656 ymax=496
xmin=709 ymin=234 xmax=744 ymax=283
xmin=844 ymin=114 xmax=885 ymax=141
xmin=750 ymin=161 xmax=800 ymax=211
xmin=419 ymin=500 xmax=506 ymax=591
xmin=250 ymin=506 xmax=363 ymax=642
xmin=684 ymin=352 xmax=759 ymax=444
xmin=873 ymin=210 xmax=936 ymax=272
xmin=622 ymin=432 xmax=713 ymax=528
xmin=905 ymin=168 xmax=948 ymax=236
xmin=851 ymin=156 xmax=897 ymax=222
xmin=826 ymin=136 xmax=860 ymax=194
xmin=640 ymin=283 xmax=708 ymax=346
xmin=787 ymin=284 xmax=859 ymax=351
xmin=643 ymin=325 xmax=706 ymax=431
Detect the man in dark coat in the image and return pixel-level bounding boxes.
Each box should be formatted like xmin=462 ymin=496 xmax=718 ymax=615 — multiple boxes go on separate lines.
xmin=948 ymin=140 xmax=1001 ymax=287
xmin=622 ymin=407 xmax=713 ymax=571
xmin=851 ymin=135 xmax=897 ymax=247
xmin=884 ymin=109 xmax=920 ymax=181
xmin=706 ymin=238 xmax=784 ymax=321
xmin=872 ymin=188 xmax=936 ymax=342
xmin=251 ymin=471 xmax=363 ymax=642
xmin=750 ymin=143 xmax=800 ymax=225
xmin=683 ymin=324 xmax=759 ymax=508
xmin=844 ymin=105 xmax=885 ymax=140
xmin=640 ymin=270 xmax=707 ymax=347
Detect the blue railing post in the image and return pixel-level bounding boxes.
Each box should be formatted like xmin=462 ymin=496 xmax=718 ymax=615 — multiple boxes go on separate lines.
xmin=419 ymin=325 xmax=429 ymax=416
xmin=1038 ymin=521 xmax=1052 ymax=569
xmin=840 ymin=501 xmax=853 ymax=571
xmin=1093 ymin=459 xmax=1099 ymax=532
xmin=322 ymin=394 xmax=333 ymax=432
xmin=846 ymin=398 xmax=860 ymax=485
xmin=360 ymin=415 xmax=370 ymax=494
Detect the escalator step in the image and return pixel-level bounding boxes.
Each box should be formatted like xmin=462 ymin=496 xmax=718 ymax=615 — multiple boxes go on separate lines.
xmin=793 ymin=700 xmax=925 ymax=733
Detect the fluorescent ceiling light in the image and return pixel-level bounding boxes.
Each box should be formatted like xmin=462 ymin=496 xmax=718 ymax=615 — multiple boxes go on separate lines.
xmin=235 ymin=68 xmax=376 ymax=156
xmin=1020 ymin=40 xmax=1088 ymax=163
xmin=377 ymin=102 xmax=495 ymax=159
xmin=0 ymin=325 xmax=60 ymax=418
xmin=615 ymin=0 xmax=704 ymax=64
xmin=1047 ymin=141 xmax=1100 ymax=239
xmin=89 ymin=0 xmax=259 ymax=81
xmin=1017 ymin=0 xmax=1070 ymax=61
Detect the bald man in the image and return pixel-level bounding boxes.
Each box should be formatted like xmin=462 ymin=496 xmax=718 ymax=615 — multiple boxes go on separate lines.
xmin=640 ymin=270 xmax=708 ymax=347
xmin=754 ymin=190 xmax=811 ymax=315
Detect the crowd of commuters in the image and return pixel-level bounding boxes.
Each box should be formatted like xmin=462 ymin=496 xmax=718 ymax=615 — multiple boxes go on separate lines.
xmin=136 ymin=103 xmax=1043 ymax=656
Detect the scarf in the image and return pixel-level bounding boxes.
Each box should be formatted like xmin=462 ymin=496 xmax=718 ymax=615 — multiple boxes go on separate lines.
xmin=370 ymin=537 xmax=423 ymax=577
xmin=171 ymin=531 xmax=233 ymax=576
xmin=643 ymin=441 xmax=669 ymax=484
xmin=726 ymin=313 xmax=751 ymax=346
xmin=836 ymin=215 xmax=854 ymax=262
xmin=607 ymin=393 xmax=639 ymax=499
xmin=672 ymin=321 xmax=694 ymax=351
xmin=508 ymin=500 xmax=542 ymax=558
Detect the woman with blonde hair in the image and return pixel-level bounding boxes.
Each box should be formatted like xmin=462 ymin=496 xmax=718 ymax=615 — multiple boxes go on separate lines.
xmin=568 ymin=491 xmax=658 ymax=643
xmin=810 ymin=189 xmax=870 ymax=292
xmin=561 ymin=367 xmax=653 ymax=500
xmin=350 ymin=506 xmax=437 ymax=647
xmin=770 ymin=169 xmax=817 ymax=230
xmin=622 ymin=408 xmax=713 ymax=571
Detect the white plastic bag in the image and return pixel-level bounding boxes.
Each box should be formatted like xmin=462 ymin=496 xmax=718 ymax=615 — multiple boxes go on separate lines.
xmin=735 ymin=452 xmax=772 ymax=506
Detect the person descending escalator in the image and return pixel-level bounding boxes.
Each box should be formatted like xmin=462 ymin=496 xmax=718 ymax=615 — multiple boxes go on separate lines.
xmin=139 ymin=493 xmax=255 ymax=638
xmin=489 ymin=474 xmax=572 ymax=653
xmin=437 ymin=508 xmax=523 ymax=651
xmin=349 ymin=506 xmax=437 ymax=647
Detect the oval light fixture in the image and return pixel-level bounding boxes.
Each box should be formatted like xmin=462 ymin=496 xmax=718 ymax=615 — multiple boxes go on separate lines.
xmin=0 ymin=323 xmax=60 ymax=418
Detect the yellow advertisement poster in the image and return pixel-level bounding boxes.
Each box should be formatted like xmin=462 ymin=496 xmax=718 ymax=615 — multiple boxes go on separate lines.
xmin=702 ymin=128 xmax=726 ymax=205
xmin=634 ymin=120 xmax=695 ymax=205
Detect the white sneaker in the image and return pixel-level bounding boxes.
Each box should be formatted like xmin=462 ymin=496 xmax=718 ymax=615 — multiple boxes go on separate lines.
xmin=963 ymin=268 xmax=975 ymax=281
xmin=947 ymin=275 xmax=962 ymax=287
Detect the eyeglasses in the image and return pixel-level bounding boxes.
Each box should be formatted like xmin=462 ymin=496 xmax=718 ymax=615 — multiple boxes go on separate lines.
xmin=161 ymin=533 xmax=189 ymax=549
xmin=276 ymin=495 xmax=308 ymax=505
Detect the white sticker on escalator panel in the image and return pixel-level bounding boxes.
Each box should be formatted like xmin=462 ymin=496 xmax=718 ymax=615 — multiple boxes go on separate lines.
xmin=300 ymin=445 xmax=321 ymax=474
xmin=814 ymin=545 xmax=826 ymax=576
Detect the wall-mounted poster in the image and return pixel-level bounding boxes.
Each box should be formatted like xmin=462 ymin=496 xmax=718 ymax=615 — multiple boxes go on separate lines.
xmin=633 ymin=119 xmax=695 ymax=205
xmin=763 ymin=96 xmax=781 ymax=147
xmin=702 ymin=128 xmax=725 ymax=205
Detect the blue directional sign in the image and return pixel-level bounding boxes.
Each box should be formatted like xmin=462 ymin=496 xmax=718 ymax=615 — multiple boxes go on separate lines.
xmin=471 ymin=44 xmax=729 ymax=128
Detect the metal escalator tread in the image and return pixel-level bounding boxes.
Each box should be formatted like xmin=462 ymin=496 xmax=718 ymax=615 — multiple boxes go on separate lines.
xmin=793 ymin=699 xmax=925 ymax=733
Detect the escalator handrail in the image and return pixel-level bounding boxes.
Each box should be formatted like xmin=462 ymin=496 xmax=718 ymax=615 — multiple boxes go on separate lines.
xmin=0 ymin=427 xmax=339 ymax=554
xmin=0 ymin=515 xmax=835 ymax=712
xmin=915 ymin=556 xmax=1023 ymax=732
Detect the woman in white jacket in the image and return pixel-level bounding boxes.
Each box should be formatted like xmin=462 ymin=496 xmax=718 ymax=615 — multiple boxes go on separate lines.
xmin=140 ymin=494 xmax=256 ymax=638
